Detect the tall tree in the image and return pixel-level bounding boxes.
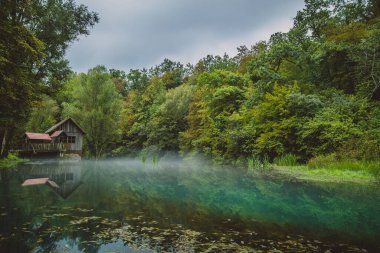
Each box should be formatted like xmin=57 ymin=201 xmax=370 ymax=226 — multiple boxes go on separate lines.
xmin=26 ymin=95 xmax=59 ymax=133
xmin=0 ymin=2 xmax=45 ymax=157
xmin=63 ymin=66 xmax=122 ymax=158
xmin=0 ymin=0 xmax=98 ymax=157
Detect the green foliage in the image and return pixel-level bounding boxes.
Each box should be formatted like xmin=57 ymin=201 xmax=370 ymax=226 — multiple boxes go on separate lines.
xmin=26 ymin=95 xmax=59 ymax=133
xmin=117 ymin=3 xmax=380 ymax=166
xmin=63 ymin=66 xmax=122 ymax=158
xmin=0 ymin=153 xmax=27 ymax=169
xmin=145 ymin=84 xmax=194 ymax=151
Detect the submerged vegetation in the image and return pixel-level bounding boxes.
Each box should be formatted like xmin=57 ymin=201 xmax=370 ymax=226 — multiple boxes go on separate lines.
xmin=1 ymin=0 xmax=380 ymax=180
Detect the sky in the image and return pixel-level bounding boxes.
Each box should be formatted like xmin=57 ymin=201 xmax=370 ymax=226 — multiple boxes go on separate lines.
xmin=66 ymin=0 xmax=305 ymax=73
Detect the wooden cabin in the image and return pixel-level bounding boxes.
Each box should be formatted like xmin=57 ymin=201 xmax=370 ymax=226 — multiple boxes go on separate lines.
xmin=45 ymin=118 xmax=85 ymax=156
xmin=21 ymin=118 xmax=85 ymax=157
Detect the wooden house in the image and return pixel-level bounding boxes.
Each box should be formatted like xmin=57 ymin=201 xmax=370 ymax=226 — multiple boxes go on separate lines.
xmin=45 ymin=118 xmax=85 ymax=155
xmin=21 ymin=118 xmax=85 ymax=157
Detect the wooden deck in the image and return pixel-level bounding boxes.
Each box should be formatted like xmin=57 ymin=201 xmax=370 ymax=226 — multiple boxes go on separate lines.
xmin=22 ymin=143 xmax=66 ymax=153
xmin=16 ymin=143 xmax=68 ymax=157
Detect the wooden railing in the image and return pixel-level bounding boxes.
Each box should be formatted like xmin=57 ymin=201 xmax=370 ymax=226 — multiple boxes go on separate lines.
xmin=21 ymin=143 xmax=66 ymax=153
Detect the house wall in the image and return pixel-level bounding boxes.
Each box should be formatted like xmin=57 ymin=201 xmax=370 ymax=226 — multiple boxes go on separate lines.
xmin=56 ymin=120 xmax=84 ymax=154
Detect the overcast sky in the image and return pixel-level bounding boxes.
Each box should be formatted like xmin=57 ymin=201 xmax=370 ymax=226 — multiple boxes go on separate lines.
xmin=66 ymin=0 xmax=305 ymax=73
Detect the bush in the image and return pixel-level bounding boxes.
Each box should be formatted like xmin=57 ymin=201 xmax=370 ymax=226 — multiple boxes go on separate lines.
xmin=307 ymin=154 xmax=337 ymax=169
xmin=337 ymin=135 xmax=380 ymax=161
xmin=0 ymin=153 xmax=26 ymax=169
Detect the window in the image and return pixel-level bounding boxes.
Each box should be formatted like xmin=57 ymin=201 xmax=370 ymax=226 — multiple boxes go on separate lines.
xmin=67 ymin=136 xmax=76 ymax=143
xmin=66 ymin=173 xmax=74 ymax=180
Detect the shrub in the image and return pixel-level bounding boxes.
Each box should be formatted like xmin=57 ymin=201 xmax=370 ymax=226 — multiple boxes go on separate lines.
xmin=0 ymin=153 xmax=26 ymax=169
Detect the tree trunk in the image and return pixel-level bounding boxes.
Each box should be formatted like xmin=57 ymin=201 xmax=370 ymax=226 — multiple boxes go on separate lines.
xmin=0 ymin=129 xmax=7 ymax=158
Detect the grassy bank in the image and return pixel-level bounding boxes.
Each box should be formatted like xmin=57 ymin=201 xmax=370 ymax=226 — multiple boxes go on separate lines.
xmin=273 ymin=165 xmax=378 ymax=184
xmin=248 ymin=154 xmax=380 ymax=184
xmin=275 ymin=156 xmax=380 ymax=184
xmin=0 ymin=153 xmax=28 ymax=169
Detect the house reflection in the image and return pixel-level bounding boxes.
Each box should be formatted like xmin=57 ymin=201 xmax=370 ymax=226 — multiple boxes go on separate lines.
xmin=21 ymin=161 xmax=82 ymax=199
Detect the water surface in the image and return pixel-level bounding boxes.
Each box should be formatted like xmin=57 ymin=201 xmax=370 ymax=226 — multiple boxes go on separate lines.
xmin=0 ymin=159 xmax=379 ymax=252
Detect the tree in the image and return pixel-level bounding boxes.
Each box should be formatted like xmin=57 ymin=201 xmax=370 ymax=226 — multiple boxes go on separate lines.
xmin=251 ymin=83 xmax=323 ymax=159
xmin=126 ymin=69 xmax=150 ymax=92
xmin=0 ymin=3 xmax=45 ymax=157
xmin=109 ymin=69 xmax=127 ymax=96
xmin=63 ymin=66 xmax=122 ymax=158
xmin=26 ymin=95 xmax=59 ymax=133
xmin=145 ymin=84 xmax=194 ymax=151
xmin=0 ymin=0 xmax=98 ymax=157
xmin=120 ymin=77 xmax=166 ymax=152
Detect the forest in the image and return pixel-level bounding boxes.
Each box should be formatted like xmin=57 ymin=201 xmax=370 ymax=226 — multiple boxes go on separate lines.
xmin=1 ymin=0 xmax=380 ymax=173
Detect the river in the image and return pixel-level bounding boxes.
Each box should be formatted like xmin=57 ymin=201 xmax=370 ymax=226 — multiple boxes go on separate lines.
xmin=0 ymin=158 xmax=379 ymax=252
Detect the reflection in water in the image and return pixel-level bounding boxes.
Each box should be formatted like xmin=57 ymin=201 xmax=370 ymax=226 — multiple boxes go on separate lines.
xmin=0 ymin=158 xmax=379 ymax=252
xmin=20 ymin=161 xmax=82 ymax=199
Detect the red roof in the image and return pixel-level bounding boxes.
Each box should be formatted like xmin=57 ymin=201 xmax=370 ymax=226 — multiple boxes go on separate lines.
xmin=25 ymin=132 xmax=52 ymax=141
xmin=22 ymin=178 xmax=49 ymax=186
xmin=50 ymin=130 xmax=65 ymax=138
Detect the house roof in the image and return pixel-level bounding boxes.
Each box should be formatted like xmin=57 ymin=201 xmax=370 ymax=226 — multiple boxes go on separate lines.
xmin=45 ymin=118 xmax=85 ymax=134
xmin=50 ymin=130 xmax=66 ymax=138
xmin=25 ymin=132 xmax=52 ymax=141
xmin=22 ymin=178 xmax=49 ymax=186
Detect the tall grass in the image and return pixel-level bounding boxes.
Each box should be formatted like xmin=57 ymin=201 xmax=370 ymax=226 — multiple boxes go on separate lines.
xmin=247 ymin=156 xmax=271 ymax=172
xmin=274 ymin=153 xmax=299 ymax=166
xmin=308 ymin=154 xmax=380 ymax=179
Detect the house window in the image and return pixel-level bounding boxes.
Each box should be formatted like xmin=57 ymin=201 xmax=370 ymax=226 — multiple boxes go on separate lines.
xmin=66 ymin=173 xmax=74 ymax=180
xmin=67 ymin=136 xmax=76 ymax=143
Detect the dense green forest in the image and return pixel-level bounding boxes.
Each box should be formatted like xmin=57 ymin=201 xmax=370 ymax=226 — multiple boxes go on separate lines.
xmin=1 ymin=0 xmax=380 ymax=169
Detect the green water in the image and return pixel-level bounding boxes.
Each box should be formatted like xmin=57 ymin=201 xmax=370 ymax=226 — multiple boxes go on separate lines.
xmin=0 ymin=159 xmax=379 ymax=252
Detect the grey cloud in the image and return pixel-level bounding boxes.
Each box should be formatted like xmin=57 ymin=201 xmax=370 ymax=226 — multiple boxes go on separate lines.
xmin=66 ymin=0 xmax=305 ymax=72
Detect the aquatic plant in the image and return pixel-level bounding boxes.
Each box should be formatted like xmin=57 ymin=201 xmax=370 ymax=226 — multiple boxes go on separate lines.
xmin=247 ymin=156 xmax=271 ymax=172
xmin=139 ymin=152 xmax=147 ymax=165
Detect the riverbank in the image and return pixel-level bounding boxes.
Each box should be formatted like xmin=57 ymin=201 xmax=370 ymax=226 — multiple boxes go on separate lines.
xmin=0 ymin=154 xmax=28 ymax=169
xmin=271 ymin=165 xmax=379 ymax=184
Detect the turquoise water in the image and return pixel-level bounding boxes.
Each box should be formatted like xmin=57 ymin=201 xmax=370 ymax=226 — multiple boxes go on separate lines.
xmin=0 ymin=159 xmax=379 ymax=252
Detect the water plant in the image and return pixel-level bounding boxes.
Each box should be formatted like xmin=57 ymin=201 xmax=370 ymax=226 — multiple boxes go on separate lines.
xmin=139 ymin=152 xmax=147 ymax=165
xmin=247 ymin=156 xmax=271 ymax=172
